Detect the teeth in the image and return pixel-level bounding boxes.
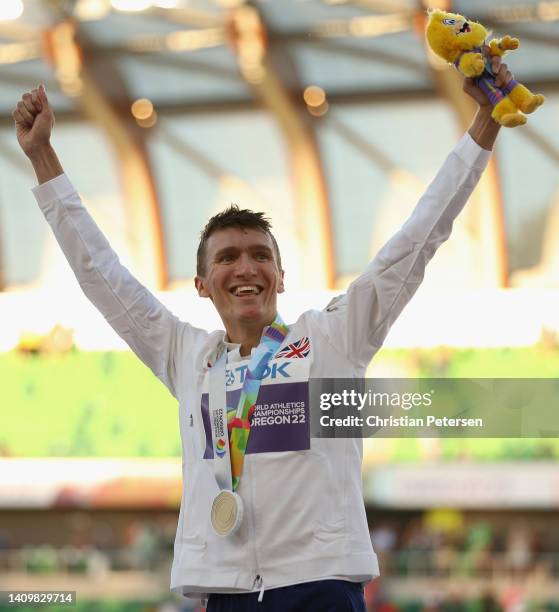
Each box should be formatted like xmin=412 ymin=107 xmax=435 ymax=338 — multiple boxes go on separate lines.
xmin=234 ymin=286 xmax=260 ymax=296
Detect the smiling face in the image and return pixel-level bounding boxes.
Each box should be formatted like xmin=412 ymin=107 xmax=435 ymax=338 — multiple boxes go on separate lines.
xmin=426 ymin=9 xmax=488 ymax=62
xmin=194 ymin=226 xmax=285 ymax=338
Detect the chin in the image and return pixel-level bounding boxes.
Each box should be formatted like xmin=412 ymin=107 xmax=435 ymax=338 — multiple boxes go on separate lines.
xmin=236 ymin=307 xmax=264 ymax=320
xmin=238 ymin=306 xmax=275 ymax=323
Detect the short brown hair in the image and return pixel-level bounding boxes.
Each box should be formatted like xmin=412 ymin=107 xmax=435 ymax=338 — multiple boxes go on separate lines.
xmin=196 ymin=205 xmax=282 ymax=276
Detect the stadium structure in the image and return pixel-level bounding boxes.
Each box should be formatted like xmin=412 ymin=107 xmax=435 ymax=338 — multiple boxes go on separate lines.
xmin=0 ymin=0 xmax=558 ymax=610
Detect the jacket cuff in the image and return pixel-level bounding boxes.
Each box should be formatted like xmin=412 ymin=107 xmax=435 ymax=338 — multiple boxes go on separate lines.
xmin=32 ymin=173 xmax=76 ymax=208
xmin=454 ymin=132 xmax=492 ymax=170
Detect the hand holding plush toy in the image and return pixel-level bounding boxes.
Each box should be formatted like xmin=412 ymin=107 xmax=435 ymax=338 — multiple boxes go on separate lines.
xmin=426 ymin=9 xmax=545 ymax=127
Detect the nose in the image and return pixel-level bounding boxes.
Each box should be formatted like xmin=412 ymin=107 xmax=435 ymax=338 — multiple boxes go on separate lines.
xmin=233 ymin=252 xmax=257 ymax=277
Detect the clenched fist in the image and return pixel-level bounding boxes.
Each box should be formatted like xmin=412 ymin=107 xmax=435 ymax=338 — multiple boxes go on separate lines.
xmin=463 ymin=53 xmax=514 ymax=108
xmin=13 ymin=85 xmax=55 ymax=158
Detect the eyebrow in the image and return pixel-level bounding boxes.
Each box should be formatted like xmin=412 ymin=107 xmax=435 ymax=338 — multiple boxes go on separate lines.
xmin=213 ymin=245 xmax=274 ymax=260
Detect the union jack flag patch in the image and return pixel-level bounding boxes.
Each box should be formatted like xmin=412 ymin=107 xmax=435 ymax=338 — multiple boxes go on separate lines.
xmin=276 ymin=337 xmax=311 ymax=359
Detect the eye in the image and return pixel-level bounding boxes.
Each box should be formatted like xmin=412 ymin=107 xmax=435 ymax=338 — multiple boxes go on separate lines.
xmin=255 ymin=252 xmax=271 ymax=262
xmin=443 ymin=18 xmax=456 ymax=25
xmin=218 ymin=253 xmax=234 ymax=263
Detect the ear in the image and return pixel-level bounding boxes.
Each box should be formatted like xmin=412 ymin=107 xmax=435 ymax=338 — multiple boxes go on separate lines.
xmin=426 ymin=8 xmax=444 ymax=20
xmin=195 ymin=275 xmax=210 ymax=298
xmin=277 ymin=270 xmax=285 ymax=294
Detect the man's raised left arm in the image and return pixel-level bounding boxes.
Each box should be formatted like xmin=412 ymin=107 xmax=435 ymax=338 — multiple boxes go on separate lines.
xmin=313 ymin=57 xmax=512 ymax=368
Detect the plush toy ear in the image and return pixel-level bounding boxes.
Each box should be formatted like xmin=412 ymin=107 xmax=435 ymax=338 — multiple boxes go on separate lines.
xmin=426 ymin=7 xmax=445 ymax=18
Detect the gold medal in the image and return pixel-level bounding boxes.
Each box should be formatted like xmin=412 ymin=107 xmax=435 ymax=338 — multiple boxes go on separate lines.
xmin=211 ymin=490 xmax=243 ymax=536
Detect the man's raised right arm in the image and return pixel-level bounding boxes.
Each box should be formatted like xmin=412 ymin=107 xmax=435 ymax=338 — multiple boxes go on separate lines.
xmin=13 ymin=85 xmax=62 ymax=184
xmin=13 ymin=86 xmax=205 ymax=397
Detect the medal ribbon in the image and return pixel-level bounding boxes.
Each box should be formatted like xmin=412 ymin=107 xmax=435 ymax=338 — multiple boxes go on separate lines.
xmin=209 ymin=350 xmax=231 ymax=492
xmin=229 ymin=314 xmax=288 ymax=490
xmin=210 ymin=313 xmax=288 ymax=495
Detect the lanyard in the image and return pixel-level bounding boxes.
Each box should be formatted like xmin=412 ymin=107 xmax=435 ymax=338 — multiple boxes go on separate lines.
xmin=209 ymin=314 xmax=289 ymax=493
xmin=208 ymin=350 xmax=232 ymax=491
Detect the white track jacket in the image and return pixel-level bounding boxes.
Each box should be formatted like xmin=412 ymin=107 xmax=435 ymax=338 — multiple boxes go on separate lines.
xmin=32 ymin=133 xmax=491 ymax=599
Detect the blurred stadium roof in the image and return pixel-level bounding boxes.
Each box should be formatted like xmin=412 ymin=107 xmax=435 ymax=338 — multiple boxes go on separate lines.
xmin=0 ymin=0 xmax=558 ymax=294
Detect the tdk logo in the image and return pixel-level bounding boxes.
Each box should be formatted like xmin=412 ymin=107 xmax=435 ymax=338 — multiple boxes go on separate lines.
xmin=225 ymin=362 xmax=291 ymax=386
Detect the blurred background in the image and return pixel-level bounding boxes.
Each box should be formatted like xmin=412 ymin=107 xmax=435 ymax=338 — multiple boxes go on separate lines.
xmin=0 ymin=0 xmax=558 ymax=610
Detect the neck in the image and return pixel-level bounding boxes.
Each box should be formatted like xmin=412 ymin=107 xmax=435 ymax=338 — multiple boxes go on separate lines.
xmin=225 ymin=320 xmax=271 ymax=357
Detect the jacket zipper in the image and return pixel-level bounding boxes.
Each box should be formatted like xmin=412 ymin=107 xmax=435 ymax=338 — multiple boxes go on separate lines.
xmin=247 ymin=458 xmax=264 ymax=602
xmin=253 ymin=574 xmax=265 ymax=602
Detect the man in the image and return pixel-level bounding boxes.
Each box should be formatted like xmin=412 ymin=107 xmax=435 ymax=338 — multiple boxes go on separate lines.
xmin=14 ymin=57 xmax=509 ymax=611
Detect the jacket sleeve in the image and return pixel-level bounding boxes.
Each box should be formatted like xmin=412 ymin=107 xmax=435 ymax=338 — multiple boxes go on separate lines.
xmin=33 ymin=173 xmax=205 ymax=398
xmin=316 ymin=132 xmax=492 ymax=368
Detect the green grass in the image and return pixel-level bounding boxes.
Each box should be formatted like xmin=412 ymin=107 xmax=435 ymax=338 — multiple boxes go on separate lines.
xmin=0 ymin=350 xmax=179 ymax=457
xmin=409 ymin=345 xmax=559 ymax=378
xmin=2 ymin=345 xmax=559 ymax=458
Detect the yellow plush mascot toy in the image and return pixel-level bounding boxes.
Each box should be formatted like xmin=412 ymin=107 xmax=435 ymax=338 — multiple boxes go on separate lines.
xmin=426 ymin=9 xmax=544 ymax=127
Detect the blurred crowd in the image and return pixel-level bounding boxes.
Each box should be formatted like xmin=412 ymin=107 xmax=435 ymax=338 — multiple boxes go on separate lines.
xmin=367 ymin=514 xmax=559 ymax=611
xmin=372 ymin=515 xmax=557 ymax=577
xmin=0 ymin=514 xmax=175 ymax=574
xmin=1 ymin=511 xmax=558 ymax=611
